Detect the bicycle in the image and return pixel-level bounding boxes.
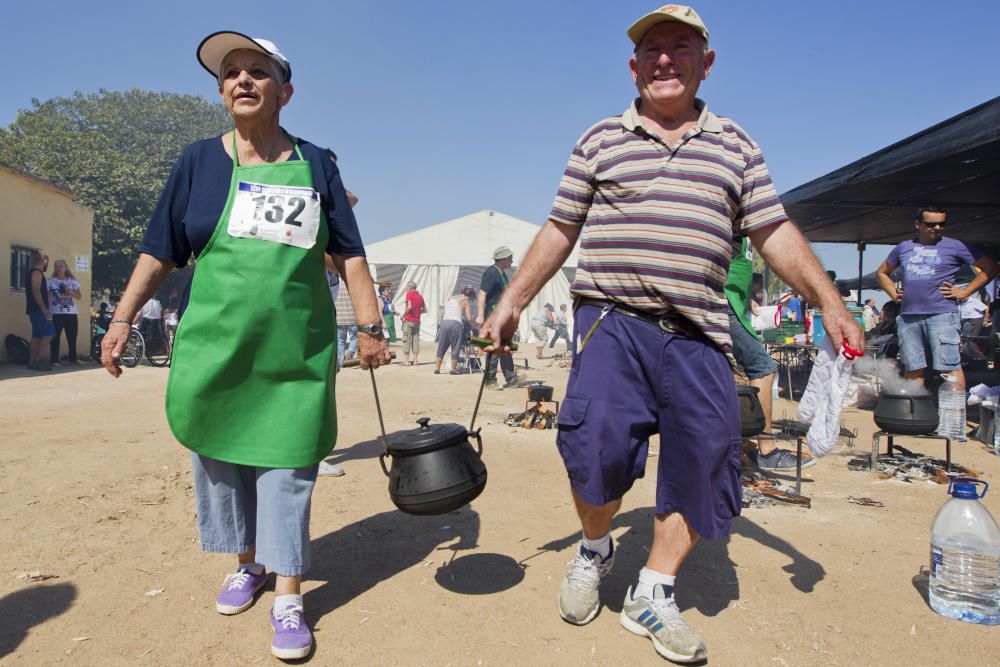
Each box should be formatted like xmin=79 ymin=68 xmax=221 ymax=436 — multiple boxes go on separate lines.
xmin=92 ymin=322 xmax=170 ymax=368
xmin=120 ymin=326 xmax=145 ymax=368
xmin=140 ymin=319 xmax=171 ymax=367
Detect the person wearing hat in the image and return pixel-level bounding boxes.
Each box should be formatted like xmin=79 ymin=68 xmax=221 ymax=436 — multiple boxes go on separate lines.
xmin=476 ymin=246 xmax=518 ymax=388
xmin=100 ymin=31 xmax=390 ymax=661
xmin=480 ymin=5 xmax=862 ymax=662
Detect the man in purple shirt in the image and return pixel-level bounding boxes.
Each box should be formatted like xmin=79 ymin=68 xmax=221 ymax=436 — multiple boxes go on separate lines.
xmin=876 ymin=206 xmax=998 ymax=390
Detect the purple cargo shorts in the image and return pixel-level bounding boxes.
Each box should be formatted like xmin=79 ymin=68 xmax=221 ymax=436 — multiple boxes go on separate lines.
xmin=555 ymin=304 xmax=742 ymax=540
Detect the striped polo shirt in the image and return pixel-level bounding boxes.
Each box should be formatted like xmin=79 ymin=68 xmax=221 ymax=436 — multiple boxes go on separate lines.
xmin=549 ymin=98 xmax=788 ymax=356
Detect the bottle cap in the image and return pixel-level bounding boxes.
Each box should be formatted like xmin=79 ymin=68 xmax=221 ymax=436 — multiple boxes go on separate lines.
xmin=948 ymin=477 xmax=987 ymax=499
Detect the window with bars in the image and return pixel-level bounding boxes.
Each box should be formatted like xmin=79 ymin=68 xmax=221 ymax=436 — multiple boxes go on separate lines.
xmin=9 ymin=246 xmax=33 ymax=292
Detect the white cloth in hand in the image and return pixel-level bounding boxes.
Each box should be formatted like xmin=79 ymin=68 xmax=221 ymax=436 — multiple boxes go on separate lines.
xmin=797 ymin=338 xmax=855 ymax=457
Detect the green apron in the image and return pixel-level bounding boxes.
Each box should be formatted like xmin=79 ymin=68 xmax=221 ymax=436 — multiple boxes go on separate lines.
xmin=166 ymin=134 xmax=337 ymax=468
xmin=723 ymin=237 xmax=759 ymax=340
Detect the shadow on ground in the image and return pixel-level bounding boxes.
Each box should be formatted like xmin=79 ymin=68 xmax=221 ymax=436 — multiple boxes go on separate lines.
xmin=0 ymin=583 xmax=76 ymax=659
xmin=535 ymin=508 xmax=825 ymax=617
xmin=322 ymin=437 xmax=385 ymax=465
xmin=306 ymin=504 xmax=524 ymax=621
xmin=912 ymin=566 xmax=930 ymax=607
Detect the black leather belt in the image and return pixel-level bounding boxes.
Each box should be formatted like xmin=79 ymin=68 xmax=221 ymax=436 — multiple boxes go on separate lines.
xmin=576 ymin=299 xmax=702 ymax=338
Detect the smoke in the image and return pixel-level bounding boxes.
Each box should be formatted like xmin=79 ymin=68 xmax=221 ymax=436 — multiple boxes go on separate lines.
xmin=853 ymin=355 xmax=928 ymax=394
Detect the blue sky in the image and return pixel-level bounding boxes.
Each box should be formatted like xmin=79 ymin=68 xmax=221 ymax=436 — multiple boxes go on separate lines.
xmin=4 ymin=0 xmax=998 ymax=296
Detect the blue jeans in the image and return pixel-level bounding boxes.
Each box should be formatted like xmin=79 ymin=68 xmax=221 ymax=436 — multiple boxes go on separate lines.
xmin=191 ymin=453 xmax=318 ymax=576
xmin=728 ymin=308 xmax=777 ymax=380
xmin=337 ymin=324 xmax=358 ymax=370
xmin=897 ymin=311 xmax=961 ymax=372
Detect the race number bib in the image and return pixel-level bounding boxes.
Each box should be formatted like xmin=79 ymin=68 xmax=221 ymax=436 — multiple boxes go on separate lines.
xmin=228 ymin=181 xmax=321 ymax=249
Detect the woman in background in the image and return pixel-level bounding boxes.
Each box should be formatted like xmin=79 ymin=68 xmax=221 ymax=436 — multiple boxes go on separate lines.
xmin=48 ymin=259 xmax=84 ymax=366
xmin=434 ymin=286 xmax=474 ymax=374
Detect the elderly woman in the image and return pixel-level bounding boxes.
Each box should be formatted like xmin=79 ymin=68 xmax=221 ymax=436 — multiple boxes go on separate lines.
xmin=101 ymin=31 xmax=389 ymax=661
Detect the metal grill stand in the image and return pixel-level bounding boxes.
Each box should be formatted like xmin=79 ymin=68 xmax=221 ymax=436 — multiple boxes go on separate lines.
xmin=870 ymin=430 xmax=952 ymax=477
xmin=754 ymin=433 xmax=807 ymax=497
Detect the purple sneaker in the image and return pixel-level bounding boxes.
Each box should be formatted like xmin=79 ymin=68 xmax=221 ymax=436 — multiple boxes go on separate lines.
xmin=270 ymin=604 xmax=313 ymax=660
xmin=215 ymin=567 xmax=267 ymax=615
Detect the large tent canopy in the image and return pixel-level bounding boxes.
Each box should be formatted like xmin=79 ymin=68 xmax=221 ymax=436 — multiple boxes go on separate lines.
xmin=782 ymin=96 xmax=1000 ymax=254
xmin=364 ymin=210 xmax=578 ymax=343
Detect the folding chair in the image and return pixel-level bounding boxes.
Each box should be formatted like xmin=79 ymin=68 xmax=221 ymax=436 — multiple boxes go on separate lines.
xmin=456 ymin=340 xmax=483 ymax=374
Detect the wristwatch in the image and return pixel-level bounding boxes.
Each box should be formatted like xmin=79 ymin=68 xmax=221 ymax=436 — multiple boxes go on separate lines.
xmin=357 ymin=323 xmax=383 ymax=335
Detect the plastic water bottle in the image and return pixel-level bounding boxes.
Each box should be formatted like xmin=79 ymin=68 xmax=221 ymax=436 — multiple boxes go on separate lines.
xmin=994 ymin=400 xmax=1000 ymax=457
xmin=936 ymin=375 xmax=966 ymax=442
xmin=929 ymin=478 xmax=1000 ymax=625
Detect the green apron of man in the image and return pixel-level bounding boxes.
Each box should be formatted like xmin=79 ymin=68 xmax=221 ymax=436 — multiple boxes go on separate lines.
xmin=723 ymin=237 xmax=759 ymax=340
xmin=167 ymin=135 xmax=336 ymax=468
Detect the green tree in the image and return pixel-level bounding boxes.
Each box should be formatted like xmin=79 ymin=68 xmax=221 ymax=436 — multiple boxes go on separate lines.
xmin=752 ymin=250 xmax=786 ymax=304
xmin=0 ymin=89 xmax=232 ymax=291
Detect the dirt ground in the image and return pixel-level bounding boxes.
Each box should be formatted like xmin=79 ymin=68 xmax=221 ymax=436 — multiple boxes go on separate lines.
xmin=2 ymin=347 xmax=999 ymax=666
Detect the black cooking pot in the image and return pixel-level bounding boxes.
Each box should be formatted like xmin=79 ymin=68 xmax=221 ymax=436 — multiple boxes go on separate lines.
xmin=736 ymin=385 xmax=767 ymax=437
xmin=874 ymin=389 xmax=938 ymax=435
xmin=380 ymin=417 xmax=487 ymax=515
xmin=528 ymin=384 xmax=554 ymax=402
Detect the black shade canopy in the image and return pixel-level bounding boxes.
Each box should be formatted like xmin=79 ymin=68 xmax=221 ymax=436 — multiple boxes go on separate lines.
xmin=782 ymin=96 xmax=1000 ymax=254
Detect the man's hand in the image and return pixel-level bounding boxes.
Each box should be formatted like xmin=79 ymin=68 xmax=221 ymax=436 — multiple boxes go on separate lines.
xmin=939 ymin=281 xmax=965 ymax=301
xmin=479 ymin=302 xmax=521 ymax=355
xmin=356 ymin=333 xmax=391 ymax=370
xmin=820 ymin=303 xmax=864 ymax=354
xmin=100 ymin=322 xmax=131 ymax=378
xmin=893 ymin=285 xmax=904 ymax=302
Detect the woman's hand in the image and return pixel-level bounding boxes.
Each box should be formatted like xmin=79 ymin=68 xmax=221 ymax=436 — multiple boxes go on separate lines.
xmin=101 ymin=322 xmax=132 ymax=378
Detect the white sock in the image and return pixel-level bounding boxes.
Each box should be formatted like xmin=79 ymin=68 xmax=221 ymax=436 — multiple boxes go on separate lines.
xmin=273 ymin=593 xmax=303 ymax=613
xmin=581 ymin=532 xmax=612 ymax=560
xmin=239 ymin=562 xmax=264 ymax=576
xmin=634 ymin=567 xmax=676 ymax=599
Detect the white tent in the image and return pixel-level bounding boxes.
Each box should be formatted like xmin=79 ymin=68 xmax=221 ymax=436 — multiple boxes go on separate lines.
xmin=365 ymin=210 xmax=578 ymax=345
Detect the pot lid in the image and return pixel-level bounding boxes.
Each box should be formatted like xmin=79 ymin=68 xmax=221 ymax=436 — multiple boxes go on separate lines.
xmin=388 ymin=417 xmax=469 ymax=455
xmin=879 ymin=388 xmax=932 ymax=398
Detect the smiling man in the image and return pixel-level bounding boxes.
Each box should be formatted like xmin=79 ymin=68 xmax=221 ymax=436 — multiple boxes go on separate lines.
xmin=876 ymin=207 xmax=999 ymax=391
xmin=480 ymin=5 xmax=861 ymax=663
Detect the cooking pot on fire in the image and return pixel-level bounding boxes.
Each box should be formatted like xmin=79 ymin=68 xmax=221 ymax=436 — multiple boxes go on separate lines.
xmin=380 ymin=417 xmax=487 ymax=515
xmin=873 ymin=388 xmax=938 ymax=435
xmin=527 ymin=383 xmax=554 ymax=402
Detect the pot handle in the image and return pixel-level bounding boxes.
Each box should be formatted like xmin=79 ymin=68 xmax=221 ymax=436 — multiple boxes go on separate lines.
xmin=471 ymin=427 xmax=484 ymax=457
xmin=366 ymin=367 xmax=393 ymax=476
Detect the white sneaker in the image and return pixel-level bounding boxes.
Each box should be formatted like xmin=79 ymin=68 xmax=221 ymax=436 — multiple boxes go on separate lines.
xmin=620 ymin=584 xmax=706 ymax=663
xmin=317 ymin=461 xmax=345 ymax=477
xmin=557 ymin=542 xmax=614 ymax=625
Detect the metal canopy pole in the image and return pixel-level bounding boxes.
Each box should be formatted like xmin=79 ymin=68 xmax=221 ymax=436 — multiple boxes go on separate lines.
xmin=856 ymin=241 xmax=866 ymax=306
